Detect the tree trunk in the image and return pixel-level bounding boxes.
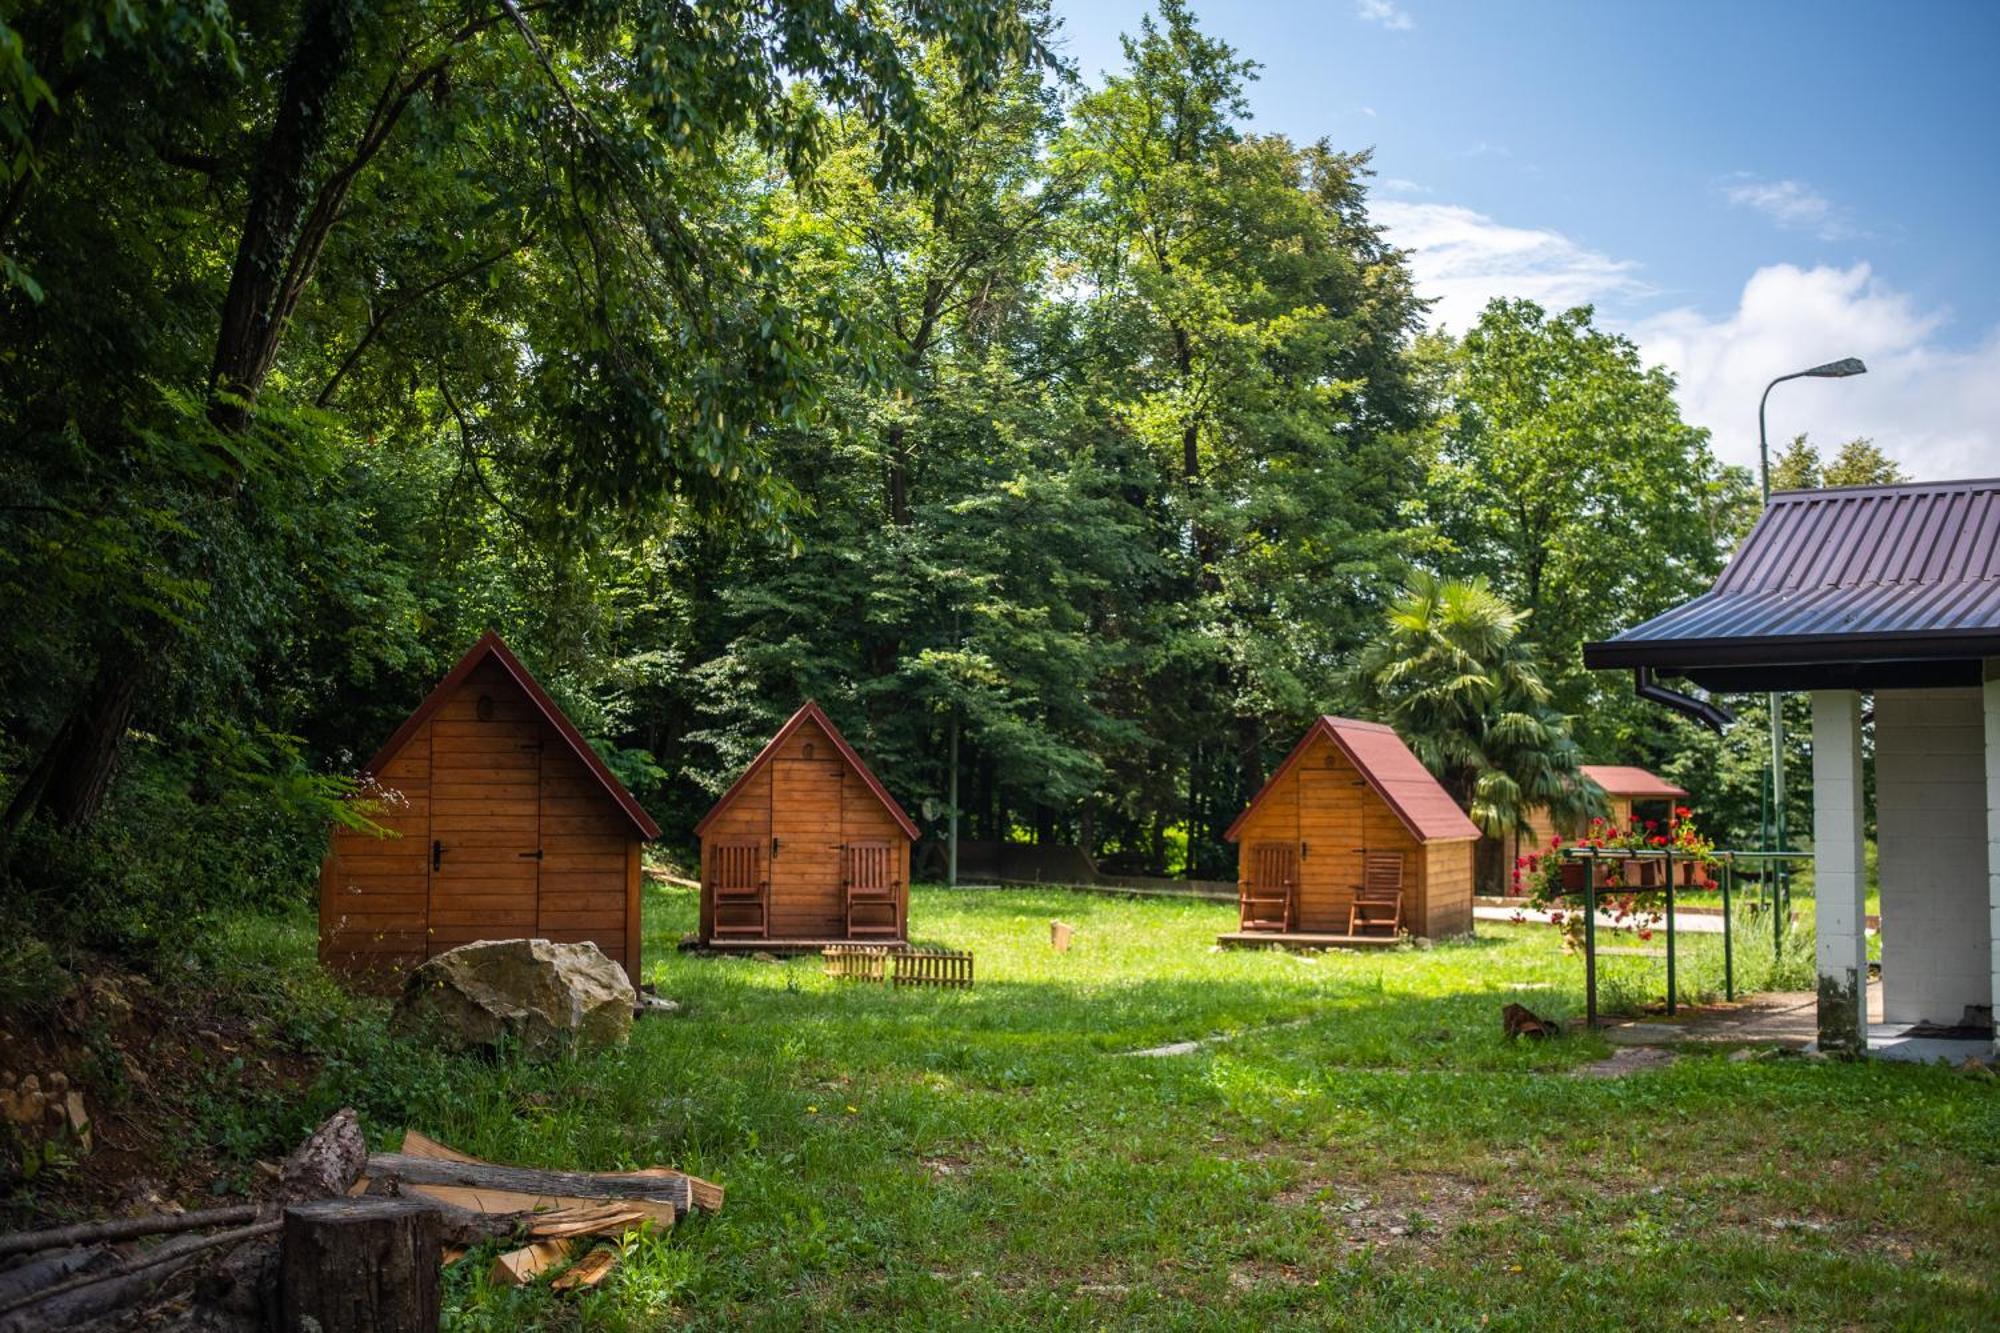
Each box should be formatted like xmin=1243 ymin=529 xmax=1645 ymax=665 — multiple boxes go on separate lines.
xmin=1 ymin=657 xmax=139 ymax=830
xmin=209 ymin=0 xmax=362 ymax=430
xmin=885 ymin=421 xmax=911 ymax=527
xmin=279 ymin=1200 xmax=440 ymax=1333
xmin=9 ymin=0 xmax=364 ymax=833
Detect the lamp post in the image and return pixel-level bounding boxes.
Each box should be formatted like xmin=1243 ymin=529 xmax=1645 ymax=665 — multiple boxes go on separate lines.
xmin=1757 ymin=357 xmax=1867 ymax=872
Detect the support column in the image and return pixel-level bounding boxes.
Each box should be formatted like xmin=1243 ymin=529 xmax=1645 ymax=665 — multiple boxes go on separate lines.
xmin=1985 ymin=665 xmax=2000 ymax=1058
xmin=1812 ymin=690 xmax=1868 ymax=1056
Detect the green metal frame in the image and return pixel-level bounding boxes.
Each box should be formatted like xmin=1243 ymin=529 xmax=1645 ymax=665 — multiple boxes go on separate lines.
xmin=1563 ymin=845 xmax=1815 ymax=1029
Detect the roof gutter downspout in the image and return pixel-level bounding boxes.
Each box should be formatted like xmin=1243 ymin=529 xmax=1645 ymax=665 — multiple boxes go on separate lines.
xmin=1634 ymin=666 xmax=1735 ymax=734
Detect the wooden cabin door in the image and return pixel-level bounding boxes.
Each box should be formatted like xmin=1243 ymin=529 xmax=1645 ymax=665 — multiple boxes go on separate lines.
xmin=425 ymin=728 xmax=542 ymax=957
xmin=770 ymin=758 xmax=844 ymax=938
xmin=1297 ymin=765 xmax=1366 ymax=933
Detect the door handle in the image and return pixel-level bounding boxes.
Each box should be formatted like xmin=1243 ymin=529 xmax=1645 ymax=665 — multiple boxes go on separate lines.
xmin=1301 ymin=841 xmax=1308 ymax=860
xmin=772 ymin=837 xmax=781 ymax=858
xmin=432 ymin=840 xmax=443 ymax=871
xmin=518 ymin=849 xmax=544 ymax=861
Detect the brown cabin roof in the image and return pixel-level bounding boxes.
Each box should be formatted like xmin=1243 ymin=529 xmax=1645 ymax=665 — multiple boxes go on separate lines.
xmin=366 ymin=631 xmax=661 ymax=840
xmin=1579 ymin=765 xmax=1687 ymax=800
xmin=693 ymin=700 xmax=920 ymax=841
xmin=1225 ymin=716 xmax=1482 ymax=844
xmin=1585 ymin=477 xmax=2000 ymax=689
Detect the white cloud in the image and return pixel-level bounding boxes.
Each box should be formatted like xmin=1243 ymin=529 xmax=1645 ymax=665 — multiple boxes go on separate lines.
xmin=1634 ymin=264 xmax=2000 ymax=480
xmin=1376 ymin=177 xmax=1428 ymax=196
xmin=1356 ymin=0 xmax=1414 ymax=31
xmin=1377 ymin=198 xmax=1999 ymax=481
xmin=1373 ymin=201 xmax=1651 ymax=332
xmin=1721 ymin=175 xmax=1859 ymax=241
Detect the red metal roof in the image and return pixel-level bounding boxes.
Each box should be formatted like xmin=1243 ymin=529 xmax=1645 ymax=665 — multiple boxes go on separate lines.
xmin=1225 ymin=716 xmax=1482 ymax=844
xmin=365 ymin=631 xmax=661 ymax=840
xmin=1586 ymin=477 xmax=2000 ymax=680
xmin=1578 ymin=765 xmax=1687 ymax=800
xmin=693 ymin=700 xmax=920 ymax=841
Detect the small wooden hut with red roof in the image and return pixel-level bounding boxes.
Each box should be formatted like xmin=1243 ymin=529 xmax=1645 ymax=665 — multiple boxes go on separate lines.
xmin=1223 ymin=716 xmax=1481 ymax=946
xmin=1497 ymin=765 xmax=1690 ymax=894
xmin=694 ymin=701 xmax=919 ymax=950
xmin=318 ymin=632 xmax=659 ymax=987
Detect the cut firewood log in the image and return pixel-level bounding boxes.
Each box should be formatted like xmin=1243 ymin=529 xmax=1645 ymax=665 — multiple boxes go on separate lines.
xmin=396 ymin=1130 xmax=724 ymax=1214
xmin=362 ymin=1155 xmax=690 ymax=1226
xmin=280 ymin=1199 xmax=439 ymax=1333
xmin=0 ymin=1220 xmax=279 ymax=1332
xmin=489 ymin=1238 xmax=573 ymax=1286
xmin=278 ymin=1106 xmax=368 ymax=1202
xmin=0 ymin=1245 xmax=115 ymax=1306
xmin=550 ymin=1247 xmax=619 ymax=1292
xmin=195 ymin=1107 xmax=370 ymax=1330
xmin=359 ymin=1177 xmax=645 ymax=1246
xmin=0 ymin=1204 xmax=263 ymax=1259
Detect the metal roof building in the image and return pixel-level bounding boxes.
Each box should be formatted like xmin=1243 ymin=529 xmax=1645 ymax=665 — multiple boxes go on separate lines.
xmin=1584 ymin=476 xmax=2000 ymax=1062
xmin=1585 ymin=477 xmax=2000 ymax=691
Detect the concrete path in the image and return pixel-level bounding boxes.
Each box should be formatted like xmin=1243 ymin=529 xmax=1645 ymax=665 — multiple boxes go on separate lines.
xmin=1474 ymin=904 xmax=1726 ymax=934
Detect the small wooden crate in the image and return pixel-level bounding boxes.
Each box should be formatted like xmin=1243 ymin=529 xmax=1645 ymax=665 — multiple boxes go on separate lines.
xmin=892 ymin=949 xmax=974 ymax=990
xmin=822 ymin=945 xmax=891 ymax=983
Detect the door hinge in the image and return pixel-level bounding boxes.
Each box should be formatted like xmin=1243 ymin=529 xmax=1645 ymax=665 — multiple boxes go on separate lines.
xmin=518 ymin=849 xmax=544 ymax=861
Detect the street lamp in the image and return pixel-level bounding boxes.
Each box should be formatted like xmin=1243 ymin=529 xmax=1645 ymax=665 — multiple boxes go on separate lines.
xmin=1758 ymin=357 xmax=1867 ymax=502
xmin=1757 ymin=356 xmax=1867 ymax=872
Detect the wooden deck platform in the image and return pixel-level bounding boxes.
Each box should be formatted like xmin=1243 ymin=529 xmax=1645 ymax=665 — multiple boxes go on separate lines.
xmin=698 ymin=937 xmax=908 ymax=956
xmin=1216 ymin=930 xmax=1402 ymax=951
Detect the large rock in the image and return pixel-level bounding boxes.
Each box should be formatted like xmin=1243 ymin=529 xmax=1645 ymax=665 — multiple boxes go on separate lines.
xmin=391 ymin=939 xmax=635 ymax=1055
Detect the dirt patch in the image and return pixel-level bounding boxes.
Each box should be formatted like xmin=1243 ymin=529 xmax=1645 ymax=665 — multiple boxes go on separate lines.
xmin=1572 ymin=1046 xmax=1677 ymax=1078
xmin=921 ymin=1154 xmax=971 ymax=1179
xmin=1274 ymin=1173 xmax=1483 ymax=1252
xmin=0 ymin=957 xmax=326 ymax=1226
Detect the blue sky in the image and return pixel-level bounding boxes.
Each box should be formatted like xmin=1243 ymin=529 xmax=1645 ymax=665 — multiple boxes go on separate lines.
xmin=1051 ymin=0 xmax=2000 ymax=478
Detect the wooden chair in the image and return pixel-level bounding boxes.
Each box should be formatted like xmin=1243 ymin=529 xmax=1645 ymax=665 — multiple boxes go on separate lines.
xmin=709 ymin=838 xmax=768 ymax=938
xmin=1239 ymin=842 xmax=1298 ymax=931
xmin=1347 ymin=852 xmax=1404 ymax=936
xmin=844 ymin=841 xmax=902 ymax=938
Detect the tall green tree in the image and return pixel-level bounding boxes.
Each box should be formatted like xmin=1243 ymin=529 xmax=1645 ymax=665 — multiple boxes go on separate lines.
xmin=1058 ymin=0 xmax=1426 ymax=872
xmin=0 ymin=0 xmax=1034 ymax=837
xmin=1770 ymin=434 xmax=1906 ymax=491
xmin=1421 ymin=299 xmax=1754 ymax=735
xmin=1352 ymin=573 xmax=1597 ymax=890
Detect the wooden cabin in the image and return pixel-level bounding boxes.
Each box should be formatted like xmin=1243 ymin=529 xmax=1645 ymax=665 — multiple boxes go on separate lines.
xmin=1222 ymin=717 xmax=1481 ymax=946
xmin=694 ymin=701 xmax=919 ymax=951
xmin=1498 ymin=765 xmax=1689 ymax=895
xmin=319 ymin=632 xmax=660 ymax=988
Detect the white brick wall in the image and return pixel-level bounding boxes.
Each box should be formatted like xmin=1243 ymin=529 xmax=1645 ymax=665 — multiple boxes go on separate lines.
xmin=1876 ymin=686 xmax=1991 ymax=1027
xmin=1812 ymin=690 xmax=1869 ymax=1052
xmin=1985 ymin=670 xmax=2000 ymax=1054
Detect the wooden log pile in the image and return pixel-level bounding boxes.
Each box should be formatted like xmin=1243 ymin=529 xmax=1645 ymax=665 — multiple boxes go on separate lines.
xmin=0 ymin=1113 xmax=721 ymax=1330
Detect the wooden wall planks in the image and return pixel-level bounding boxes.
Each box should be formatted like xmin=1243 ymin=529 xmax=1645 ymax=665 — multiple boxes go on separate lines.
xmin=320 ymin=653 xmax=646 ymax=987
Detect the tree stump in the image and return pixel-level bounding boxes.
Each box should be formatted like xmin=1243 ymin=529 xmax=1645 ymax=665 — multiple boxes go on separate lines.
xmin=279 ymin=1199 xmax=440 ymax=1333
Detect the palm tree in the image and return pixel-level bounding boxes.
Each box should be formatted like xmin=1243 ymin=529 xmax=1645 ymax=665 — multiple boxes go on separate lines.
xmin=1353 ymin=573 xmax=1600 ymax=889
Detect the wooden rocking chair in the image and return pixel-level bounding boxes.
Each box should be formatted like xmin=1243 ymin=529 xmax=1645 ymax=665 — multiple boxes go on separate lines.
xmin=1347 ymin=852 xmax=1405 ymax=936
xmin=844 ymin=840 xmax=902 ymax=939
xmin=1239 ymin=842 xmax=1298 ymax=931
xmin=709 ymin=838 xmax=768 ymax=938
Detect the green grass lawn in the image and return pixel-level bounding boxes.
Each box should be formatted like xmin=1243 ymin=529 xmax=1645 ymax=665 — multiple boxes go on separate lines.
xmin=195 ymin=886 xmax=1997 ymax=1329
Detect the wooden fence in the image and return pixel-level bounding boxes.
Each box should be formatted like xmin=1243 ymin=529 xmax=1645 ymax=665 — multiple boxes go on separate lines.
xmin=822 ymin=945 xmax=891 ymax=982
xmin=822 ymin=945 xmax=974 ymax=989
xmin=892 ymin=949 xmax=974 ymax=990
